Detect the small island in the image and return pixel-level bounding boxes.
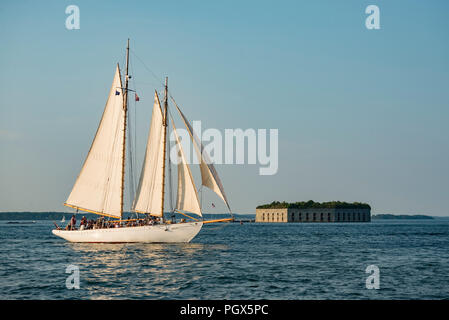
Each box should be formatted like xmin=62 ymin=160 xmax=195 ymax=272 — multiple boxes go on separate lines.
xmin=256 ymin=200 xmax=371 ymax=223
xmin=257 ymin=200 xmax=371 ymax=209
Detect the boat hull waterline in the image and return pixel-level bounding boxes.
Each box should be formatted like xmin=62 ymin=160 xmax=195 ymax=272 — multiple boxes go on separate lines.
xmin=52 ymin=221 xmax=203 ymax=243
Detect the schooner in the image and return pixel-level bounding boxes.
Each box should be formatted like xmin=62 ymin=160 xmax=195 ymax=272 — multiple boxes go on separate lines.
xmin=52 ymin=40 xmax=233 ymax=243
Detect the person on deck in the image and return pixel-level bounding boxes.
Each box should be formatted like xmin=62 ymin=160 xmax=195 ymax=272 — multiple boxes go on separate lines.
xmin=98 ymin=217 xmax=104 ymax=229
xmin=70 ymin=215 xmax=76 ymax=230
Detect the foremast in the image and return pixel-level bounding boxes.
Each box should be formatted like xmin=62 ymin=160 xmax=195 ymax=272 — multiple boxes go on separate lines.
xmin=120 ymin=38 xmax=130 ymax=219
xmin=160 ymin=77 xmax=168 ymax=223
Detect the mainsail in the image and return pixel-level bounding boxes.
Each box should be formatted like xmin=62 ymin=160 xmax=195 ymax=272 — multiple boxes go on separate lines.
xmin=173 ymin=101 xmax=232 ymax=212
xmin=133 ymin=92 xmax=165 ymax=216
xmin=172 ymin=120 xmax=202 ymax=216
xmin=65 ymin=65 xmax=125 ymax=218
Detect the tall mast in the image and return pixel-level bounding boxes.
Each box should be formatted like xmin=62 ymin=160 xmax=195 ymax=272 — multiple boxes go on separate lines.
xmin=120 ymin=38 xmax=130 ymax=218
xmin=161 ymin=77 xmax=168 ymax=221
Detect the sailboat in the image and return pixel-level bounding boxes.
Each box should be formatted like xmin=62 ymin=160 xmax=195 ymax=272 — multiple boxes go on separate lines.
xmin=52 ymin=40 xmax=233 ymax=243
xmin=61 ymin=216 xmax=65 ymax=223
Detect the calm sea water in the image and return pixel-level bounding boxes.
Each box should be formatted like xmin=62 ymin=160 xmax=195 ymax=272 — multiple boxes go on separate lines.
xmin=1 ymin=218 xmax=448 ymax=299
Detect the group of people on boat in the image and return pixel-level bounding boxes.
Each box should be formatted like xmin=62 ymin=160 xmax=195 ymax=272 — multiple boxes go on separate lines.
xmin=64 ymin=214 xmax=187 ymax=231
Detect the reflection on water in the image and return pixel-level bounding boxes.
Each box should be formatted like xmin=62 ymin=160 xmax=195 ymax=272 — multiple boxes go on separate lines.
xmin=1 ymin=219 xmax=448 ymax=299
xmin=66 ymin=242 xmax=231 ymax=299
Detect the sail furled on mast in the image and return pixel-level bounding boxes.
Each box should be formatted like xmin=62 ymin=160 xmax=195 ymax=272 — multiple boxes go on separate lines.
xmin=65 ymin=65 xmax=125 ymax=219
xmin=133 ymin=91 xmax=165 ymax=217
xmin=172 ymin=120 xmax=202 ymax=217
xmin=173 ymin=101 xmax=232 ymax=213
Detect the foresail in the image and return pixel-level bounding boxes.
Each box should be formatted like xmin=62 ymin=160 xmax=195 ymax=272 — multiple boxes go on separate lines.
xmin=174 ymin=102 xmax=232 ymax=213
xmin=172 ymin=121 xmax=202 ymax=216
xmin=65 ymin=65 xmax=125 ymax=218
xmin=133 ymin=92 xmax=165 ymax=216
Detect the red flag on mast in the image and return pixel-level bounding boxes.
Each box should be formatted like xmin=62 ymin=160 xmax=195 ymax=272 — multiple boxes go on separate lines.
xmin=135 ymin=93 xmax=140 ymax=102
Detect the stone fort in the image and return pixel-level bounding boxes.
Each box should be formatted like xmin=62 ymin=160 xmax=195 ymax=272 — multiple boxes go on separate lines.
xmin=255 ymin=201 xmax=371 ymax=223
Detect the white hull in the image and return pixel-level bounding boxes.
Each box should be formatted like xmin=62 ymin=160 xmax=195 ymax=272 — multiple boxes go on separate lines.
xmin=52 ymin=221 xmax=203 ymax=243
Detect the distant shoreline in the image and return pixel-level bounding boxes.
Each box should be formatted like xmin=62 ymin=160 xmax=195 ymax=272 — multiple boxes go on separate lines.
xmin=0 ymin=212 xmax=444 ymax=221
xmin=372 ymin=214 xmax=434 ymax=220
xmin=0 ymin=212 xmax=97 ymax=221
xmin=0 ymin=212 xmax=253 ymax=221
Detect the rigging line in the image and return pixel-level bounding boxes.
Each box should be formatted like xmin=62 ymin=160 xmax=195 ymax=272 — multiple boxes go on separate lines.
xmin=127 ymin=106 xmax=135 ymax=210
xmin=130 ymin=57 xmax=137 ymax=191
xmin=130 ymin=50 xmax=186 ymax=110
xmin=116 ymin=52 xmax=129 ymax=215
xmin=170 ymin=93 xmax=233 ymax=216
xmin=200 ymin=185 xmax=203 ymax=212
xmin=168 ymin=93 xmax=207 ymax=173
xmin=166 ymin=102 xmax=186 ymax=213
xmin=129 ymin=61 xmax=137 ymax=191
xmin=165 ymin=100 xmax=172 ymax=213
xmin=125 ymin=95 xmax=135 ymax=211
xmin=129 ymin=49 xmax=165 ymax=88
xmin=168 ymin=110 xmax=204 ymax=217
xmin=118 ymin=52 xmax=126 ymax=78
xmin=128 ymin=56 xmax=141 ymax=218
xmin=99 ymin=87 xmax=125 ymax=215
xmin=167 ymin=103 xmax=202 ymax=186
xmin=167 ymin=108 xmax=174 ymax=213
xmin=132 ymin=67 xmax=138 ymax=212
xmin=102 ymin=97 xmax=123 ymax=215
xmin=166 ymin=105 xmax=175 ymax=212
xmin=130 ymin=59 xmax=137 ymax=148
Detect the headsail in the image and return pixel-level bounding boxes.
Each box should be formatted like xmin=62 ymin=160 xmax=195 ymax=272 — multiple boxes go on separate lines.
xmin=133 ymin=92 xmax=165 ymax=217
xmin=172 ymin=120 xmax=202 ymax=217
xmin=65 ymin=65 xmax=125 ymax=219
xmin=173 ymin=100 xmax=232 ymax=213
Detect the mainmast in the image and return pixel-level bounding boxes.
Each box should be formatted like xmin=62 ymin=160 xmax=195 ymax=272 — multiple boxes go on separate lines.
xmin=161 ymin=77 xmax=168 ymax=222
xmin=120 ymin=38 xmax=130 ymax=218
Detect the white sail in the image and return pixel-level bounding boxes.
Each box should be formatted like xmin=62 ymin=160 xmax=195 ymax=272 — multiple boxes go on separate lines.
xmin=65 ymin=65 xmax=125 ymax=218
xmin=174 ymin=103 xmax=231 ymax=212
xmin=133 ymin=92 xmax=165 ymax=216
xmin=172 ymin=121 xmax=202 ymax=216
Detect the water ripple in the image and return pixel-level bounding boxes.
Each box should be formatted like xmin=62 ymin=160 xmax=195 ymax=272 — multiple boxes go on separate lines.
xmin=0 ymin=220 xmax=448 ymax=299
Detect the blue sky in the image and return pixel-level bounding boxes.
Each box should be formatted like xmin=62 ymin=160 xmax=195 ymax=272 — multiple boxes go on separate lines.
xmin=1 ymin=1 xmax=448 ymax=215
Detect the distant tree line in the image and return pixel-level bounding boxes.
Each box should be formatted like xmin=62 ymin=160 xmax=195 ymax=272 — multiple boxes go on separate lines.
xmin=372 ymin=214 xmax=433 ymax=220
xmin=0 ymin=212 xmax=253 ymax=221
xmin=0 ymin=212 xmax=97 ymax=220
xmin=256 ymin=200 xmax=371 ymax=209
